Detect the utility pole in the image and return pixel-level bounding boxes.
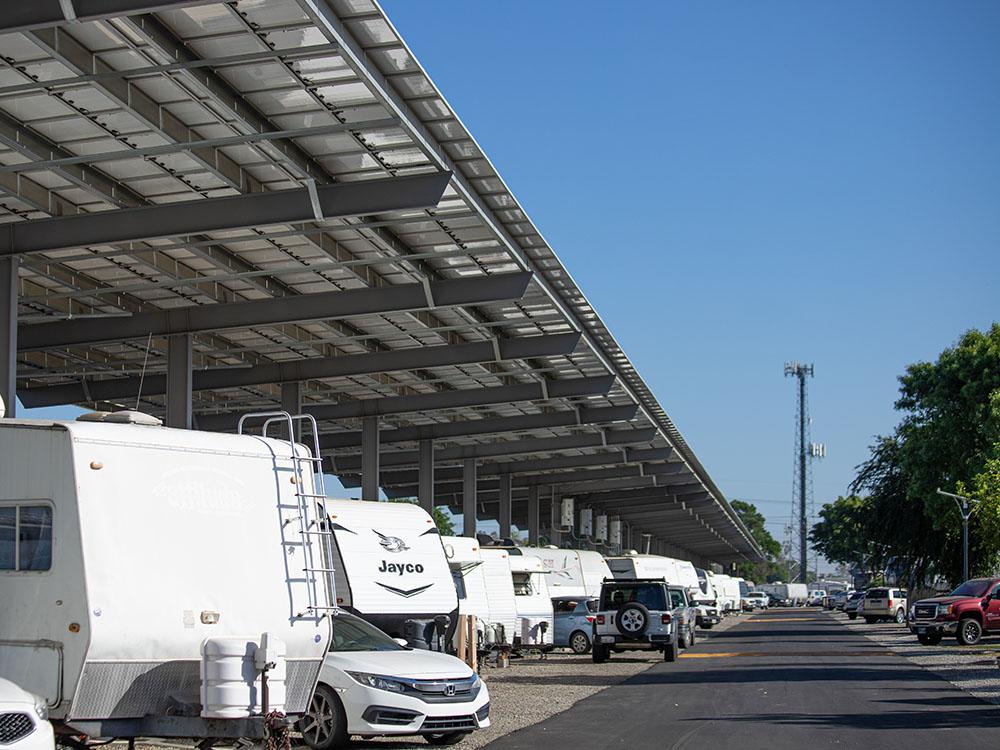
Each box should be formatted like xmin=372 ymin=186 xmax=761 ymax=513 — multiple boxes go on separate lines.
xmin=937 ymin=488 xmax=978 ymax=582
xmin=785 ymin=362 xmax=814 ymax=585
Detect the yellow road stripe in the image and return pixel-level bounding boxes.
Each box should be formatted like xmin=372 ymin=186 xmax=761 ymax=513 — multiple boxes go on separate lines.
xmin=745 ymin=618 xmax=824 ymax=623
xmin=680 ymin=650 xmax=895 ymax=659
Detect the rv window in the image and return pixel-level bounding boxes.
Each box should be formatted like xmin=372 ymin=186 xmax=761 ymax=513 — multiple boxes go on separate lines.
xmin=452 ymin=570 xmax=467 ymax=600
xmin=512 ymin=572 xmax=534 ymax=596
xmin=0 ymin=504 xmax=52 ymax=572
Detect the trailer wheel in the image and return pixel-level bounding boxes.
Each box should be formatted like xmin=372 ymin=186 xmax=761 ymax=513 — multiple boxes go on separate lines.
xmin=569 ymin=630 xmax=592 ymax=654
xmin=299 ymin=683 xmax=348 ymax=750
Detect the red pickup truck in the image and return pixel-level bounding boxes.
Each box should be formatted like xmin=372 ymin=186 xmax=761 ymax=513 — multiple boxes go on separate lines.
xmin=909 ymin=578 xmax=1000 ymax=645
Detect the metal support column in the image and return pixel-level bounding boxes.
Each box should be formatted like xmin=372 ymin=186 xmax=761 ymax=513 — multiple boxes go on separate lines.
xmin=527 ymin=485 xmax=540 ymax=546
xmin=165 ymin=334 xmax=192 ymax=429
xmin=418 ymin=439 xmax=434 ymax=514
xmin=281 ymin=381 xmax=302 ymax=440
xmin=463 ymin=459 xmax=477 ymax=538
xmin=498 ymin=473 xmax=512 ymax=540
xmin=0 ymin=257 xmax=16 ymax=418
xmin=361 ymin=416 xmax=379 ymax=501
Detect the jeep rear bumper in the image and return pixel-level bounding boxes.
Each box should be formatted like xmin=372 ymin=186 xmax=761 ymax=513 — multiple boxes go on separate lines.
xmin=594 ymin=633 xmax=672 ymax=646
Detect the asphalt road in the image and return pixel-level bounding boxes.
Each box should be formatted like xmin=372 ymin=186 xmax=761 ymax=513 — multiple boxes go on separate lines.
xmin=484 ymin=609 xmax=1000 ymax=749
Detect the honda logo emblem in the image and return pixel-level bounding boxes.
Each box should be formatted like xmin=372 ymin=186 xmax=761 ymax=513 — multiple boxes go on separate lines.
xmin=445 ymin=684 xmax=456 ymax=697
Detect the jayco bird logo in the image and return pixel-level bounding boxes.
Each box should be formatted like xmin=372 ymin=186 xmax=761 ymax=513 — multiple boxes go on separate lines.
xmin=374 ymin=530 xmax=410 ymax=553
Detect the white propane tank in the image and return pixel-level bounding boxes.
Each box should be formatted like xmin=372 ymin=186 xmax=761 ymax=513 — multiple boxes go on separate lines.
xmin=579 ymin=508 xmax=593 ymax=537
xmin=201 ymin=636 xmax=286 ymax=718
xmin=609 ymin=518 xmax=622 ymax=546
xmin=595 ymin=514 xmax=608 ymax=542
xmin=560 ymin=497 xmax=575 ymax=529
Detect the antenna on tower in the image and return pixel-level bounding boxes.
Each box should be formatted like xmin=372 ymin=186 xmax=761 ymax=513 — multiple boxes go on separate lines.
xmin=784 ymin=362 xmax=822 ymax=584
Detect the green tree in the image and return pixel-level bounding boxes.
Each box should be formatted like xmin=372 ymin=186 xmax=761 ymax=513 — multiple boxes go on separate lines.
xmin=850 ymin=324 xmax=1000 ymax=585
xmin=809 ymin=495 xmax=886 ymax=572
xmin=389 ymin=498 xmax=455 ymax=536
xmin=730 ymin=499 xmax=783 ymax=582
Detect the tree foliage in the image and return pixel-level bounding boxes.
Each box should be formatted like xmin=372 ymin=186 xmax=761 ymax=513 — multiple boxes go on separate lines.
xmin=389 ymin=498 xmax=455 ymax=536
xmin=731 ymin=499 xmax=783 ymax=582
xmin=808 ymin=495 xmax=886 ymax=571
xmin=822 ymin=324 xmax=1000 ymax=586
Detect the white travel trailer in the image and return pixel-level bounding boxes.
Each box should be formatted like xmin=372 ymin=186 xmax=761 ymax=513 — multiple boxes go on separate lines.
xmin=504 ymin=550 xmax=554 ymax=647
xmin=442 ymin=536 xmax=507 ymax=648
xmin=326 ymin=499 xmax=457 ymax=650
xmin=0 ymin=411 xmax=333 ymax=741
xmin=710 ymin=573 xmax=742 ymax=613
xmin=606 ymin=553 xmax=700 ymax=596
xmin=478 ymin=547 xmax=520 ymax=646
xmin=519 ymin=547 xmax=611 ymax=598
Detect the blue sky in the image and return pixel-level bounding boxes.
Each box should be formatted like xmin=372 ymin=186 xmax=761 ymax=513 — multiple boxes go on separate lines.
xmin=374 ymin=0 xmax=1000 ymax=553
xmin=19 ymin=2 xmax=1000 ymax=566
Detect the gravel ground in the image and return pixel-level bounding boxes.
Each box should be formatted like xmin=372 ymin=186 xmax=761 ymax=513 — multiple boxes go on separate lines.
xmin=841 ymin=612 xmax=1000 ymax=704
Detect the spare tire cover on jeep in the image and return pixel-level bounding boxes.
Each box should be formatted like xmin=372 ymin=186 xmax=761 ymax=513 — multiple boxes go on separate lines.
xmin=616 ymin=602 xmax=650 ymax=636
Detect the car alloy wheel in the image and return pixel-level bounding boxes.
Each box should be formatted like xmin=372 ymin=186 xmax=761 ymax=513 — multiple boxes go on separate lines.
xmin=959 ymin=618 xmax=983 ymax=646
xmin=620 ymin=609 xmax=645 ymax=633
xmin=300 ymin=684 xmax=348 ymax=750
xmin=570 ymin=630 xmax=591 ymax=654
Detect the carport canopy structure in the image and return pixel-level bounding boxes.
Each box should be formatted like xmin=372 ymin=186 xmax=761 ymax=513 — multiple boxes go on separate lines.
xmin=0 ymin=0 xmax=762 ymax=565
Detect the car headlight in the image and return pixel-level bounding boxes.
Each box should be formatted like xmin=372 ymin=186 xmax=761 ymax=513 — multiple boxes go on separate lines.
xmin=346 ymin=672 xmax=408 ymax=693
xmin=33 ymin=695 xmax=49 ymax=721
xmin=944 ymin=604 xmax=955 ymax=616
xmin=909 ymin=605 xmax=916 ymax=619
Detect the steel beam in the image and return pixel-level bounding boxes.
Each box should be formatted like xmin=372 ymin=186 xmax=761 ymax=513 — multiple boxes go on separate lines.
xmin=0 ymin=0 xmax=214 ymax=33
xmin=0 ymin=172 xmax=450 ymax=257
xmin=0 ymin=257 xmax=16 ymax=417
xmin=418 ymin=439 xmax=434 ymax=513
xmin=361 ymin=417 xmax=379 ymax=502
xmin=19 ymin=332 xmax=580 ymax=407
xmin=19 ymin=271 xmax=531 ymax=350
xmin=498 ymin=474 xmax=512 ymax=539
xmin=320 ymin=404 xmax=638 ymax=449
xmin=329 ymin=428 xmax=658 ymax=471
xmin=196 ymin=373 xmax=612 ymax=432
xmin=463 ymin=459 xmax=477 ymax=538
xmin=527 ymin=485 xmax=540 ymax=546
xmin=164 ymin=334 xmax=192 ymax=429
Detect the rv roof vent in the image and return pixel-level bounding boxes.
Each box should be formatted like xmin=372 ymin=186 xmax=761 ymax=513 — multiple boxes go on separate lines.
xmin=104 ymin=410 xmax=163 ymax=426
xmin=77 ymin=410 xmax=163 ymax=426
xmin=76 ymin=411 xmax=112 ymax=422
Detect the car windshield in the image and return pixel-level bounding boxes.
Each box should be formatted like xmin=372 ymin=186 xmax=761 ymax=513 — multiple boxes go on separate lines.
xmin=329 ymin=614 xmax=404 ymax=652
xmin=601 ymin=584 xmax=666 ymax=611
xmin=950 ymin=579 xmax=993 ymax=597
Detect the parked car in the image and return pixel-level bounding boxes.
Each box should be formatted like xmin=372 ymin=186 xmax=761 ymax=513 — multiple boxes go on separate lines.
xmin=590 ymin=578 xmax=688 ymax=663
xmin=826 ymin=590 xmax=853 ymax=610
xmin=844 ymin=591 xmax=865 ymax=620
xmin=862 ymin=587 xmax=908 ymax=624
xmin=746 ymin=592 xmax=770 ymax=609
xmin=909 ymin=578 xmax=1000 ymax=646
xmin=553 ymin=596 xmax=598 ymax=654
xmin=807 ymin=589 xmax=827 ymax=606
xmin=0 ymin=678 xmax=53 ymax=750
xmin=301 ymin=611 xmax=490 ymax=749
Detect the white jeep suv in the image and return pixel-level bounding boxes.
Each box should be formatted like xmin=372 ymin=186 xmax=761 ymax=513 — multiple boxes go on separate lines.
xmin=591 ymin=579 xmax=687 ymax=663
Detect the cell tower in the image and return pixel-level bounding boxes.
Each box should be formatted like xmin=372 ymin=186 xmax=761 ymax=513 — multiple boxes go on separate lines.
xmin=784 ymin=362 xmax=823 ymax=584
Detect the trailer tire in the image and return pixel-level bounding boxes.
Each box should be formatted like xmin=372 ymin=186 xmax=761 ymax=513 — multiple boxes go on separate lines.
xmin=592 ymin=643 xmax=610 ymax=664
xmin=300 ymin=683 xmax=348 ymax=750
xmin=425 ymin=732 xmax=471 ymax=746
xmin=569 ymin=630 xmax=591 ymax=654
xmin=664 ymin=642 xmax=679 ymax=662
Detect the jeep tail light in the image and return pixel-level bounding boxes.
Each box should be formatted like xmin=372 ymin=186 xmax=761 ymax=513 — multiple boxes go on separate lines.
xmin=596 ymin=615 xmax=605 ymax=625
xmin=661 ymin=614 xmax=672 ymax=625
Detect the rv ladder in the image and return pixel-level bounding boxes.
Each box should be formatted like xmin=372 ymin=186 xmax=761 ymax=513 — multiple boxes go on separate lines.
xmin=238 ymin=411 xmax=339 ymax=622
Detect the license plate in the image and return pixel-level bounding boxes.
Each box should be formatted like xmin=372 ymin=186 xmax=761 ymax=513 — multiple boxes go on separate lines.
xmin=917 ymin=626 xmax=927 ymax=634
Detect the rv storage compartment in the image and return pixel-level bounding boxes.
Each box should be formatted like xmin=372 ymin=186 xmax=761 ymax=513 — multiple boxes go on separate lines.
xmin=201 ymin=636 xmax=286 ymax=718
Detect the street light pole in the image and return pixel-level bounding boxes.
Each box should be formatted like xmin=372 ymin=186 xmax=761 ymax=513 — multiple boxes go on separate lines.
xmin=937 ymin=488 xmax=978 ymax=582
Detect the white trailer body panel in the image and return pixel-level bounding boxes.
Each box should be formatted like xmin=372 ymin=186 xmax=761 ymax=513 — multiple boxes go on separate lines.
xmin=506 ymin=552 xmax=554 ymax=646
xmin=441 ymin=535 xmax=497 ymax=646
xmin=0 ymin=419 xmax=331 ymax=730
xmin=519 ymin=547 xmax=610 ymax=598
xmin=478 ymin=548 xmax=519 ymax=645
xmin=710 ymin=574 xmax=740 ymax=612
xmin=325 ymin=500 xmax=457 ymax=646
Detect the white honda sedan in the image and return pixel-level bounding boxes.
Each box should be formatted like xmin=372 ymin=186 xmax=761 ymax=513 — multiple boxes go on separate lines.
xmin=299 ymin=612 xmax=489 ymax=749
xmin=0 ymin=678 xmax=54 ymax=750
